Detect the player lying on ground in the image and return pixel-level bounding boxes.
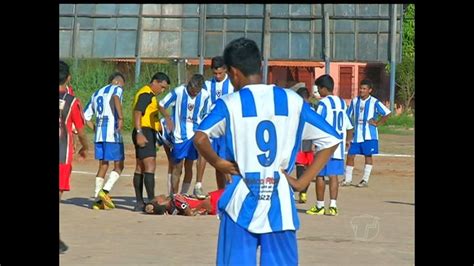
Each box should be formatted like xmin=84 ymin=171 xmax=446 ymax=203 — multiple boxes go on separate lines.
xmin=143 ymin=189 xmax=224 ymax=216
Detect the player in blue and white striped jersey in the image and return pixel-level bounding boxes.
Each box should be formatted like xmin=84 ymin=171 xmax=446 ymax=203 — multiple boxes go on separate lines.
xmin=194 ymin=38 xmax=341 ymax=265
xmin=158 ymin=74 xmax=210 ymax=195
xmin=83 ymin=72 xmax=126 ymax=209
xmin=344 ymin=79 xmax=391 ymax=187
xmin=306 ymin=74 xmax=354 ymax=217
xmin=195 ymin=56 xmax=235 ymax=198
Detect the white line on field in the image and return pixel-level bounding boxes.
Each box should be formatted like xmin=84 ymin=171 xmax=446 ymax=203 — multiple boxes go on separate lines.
xmin=72 ymin=153 xmax=413 ymax=176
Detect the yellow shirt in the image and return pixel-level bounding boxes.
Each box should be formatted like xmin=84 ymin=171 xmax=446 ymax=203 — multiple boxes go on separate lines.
xmin=132 ymin=85 xmax=161 ymax=132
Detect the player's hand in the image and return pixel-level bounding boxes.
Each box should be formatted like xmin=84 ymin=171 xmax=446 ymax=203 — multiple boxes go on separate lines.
xmin=215 ymin=159 xmax=240 ymax=183
xmin=281 ymin=168 xmax=298 ymax=189
xmin=77 ymin=146 xmax=87 ymax=161
xmin=137 ymin=133 xmax=148 ymax=147
xmin=345 ymin=140 xmax=351 ymax=150
xmin=117 ymin=119 xmax=123 ymax=132
xmin=368 ymin=119 xmax=378 ymax=127
xmin=166 ymin=117 xmax=174 ymax=132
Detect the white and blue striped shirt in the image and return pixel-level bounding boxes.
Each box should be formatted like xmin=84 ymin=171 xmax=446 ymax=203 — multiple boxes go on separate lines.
xmin=347 ymin=95 xmax=391 ymax=143
xmin=159 ymin=85 xmax=210 ymax=144
xmin=316 ymin=95 xmax=353 ymax=160
xmin=83 ymin=84 xmax=123 ymax=143
xmin=204 ymin=74 xmax=234 ymax=104
xmin=198 ymin=84 xmax=341 ymax=234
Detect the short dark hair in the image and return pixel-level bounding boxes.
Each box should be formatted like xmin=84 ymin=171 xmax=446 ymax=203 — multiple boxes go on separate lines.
xmin=145 ymin=202 xmax=167 ymax=215
xmin=223 ymin=37 xmax=261 ymax=76
xmin=150 ymin=72 xmax=171 ymax=84
xmin=188 ymin=74 xmax=205 ymax=89
xmin=296 ymin=87 xmax=309 ymax=99
xmin=108 ymin=72 xmax=125 ymax=84
xmin=59 ymin=60 xmax=70 ymax=85
xmin=315 ymin=74 xmax=334 ymax=92
xmin=360 ymin=79 xmax=374 ymax=89
xmin=211 ymin=56 xmax=226 ymax=69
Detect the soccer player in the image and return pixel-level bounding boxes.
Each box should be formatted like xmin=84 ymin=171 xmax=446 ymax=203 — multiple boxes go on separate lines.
xmin=306 ymin=74 xmax=354 ymax=216
xmin=83 ymin=72 xmax=126 ymax=210
xmin=132 ymin=72 xmax=171 ymax=211
xmin=195 ymin=56 xmax=234 ymax=198
xmin=156 ymin=117 xmax=174 ymax=194
xmin=343 ymin=79 xmax=391 ymax=187
xmin=158 ymin=74 xmax=210 ymax=195
xmin=59 ymin=60 xmax=88 ymax=253
xmin=194 ymin=37 xmax=341 ymax=265
xmin=294 ymin=87 xmax=316 ymax=204
xmin=143 ymin=189 xmax=224 ymax=216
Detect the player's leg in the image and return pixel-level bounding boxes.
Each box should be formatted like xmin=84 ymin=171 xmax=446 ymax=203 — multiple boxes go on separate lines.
xmin=172 ymin=160 xmax=184 ymax=194
xmin=295 ymin=164 xmax=306 ymax=203
xmin=307 ymin=175 xmax=326 ymax=215
xmin=164 ymin=145 xmax=173 ymax=195
xmin=195 ymin=154 xmax=207 ymax=196
xmin=344 ymin=142 xmax=360 ymax=186
xmin=260 ymin=230 xmax=298 ymax=266
xmin=216 ymin=212 xmax=258 ymax=265
xmin=99 ymin=143 xmax=125 ymax=208
xmin=182 ymin=159 xmax=194 ymax=194
xmin=327 ymin=175 xmax=339 ymax=215
xmin=132 ymin=131 xmax=146 ymax=211
xmin=357 ymin=140 xmax=377 ymax=187
xmin=140 ymin=128 xmax=158 ymax=201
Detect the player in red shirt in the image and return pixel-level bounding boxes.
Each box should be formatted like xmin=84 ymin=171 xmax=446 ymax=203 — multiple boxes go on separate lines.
xmin=59 ymin=60 xmax=89 ymax=253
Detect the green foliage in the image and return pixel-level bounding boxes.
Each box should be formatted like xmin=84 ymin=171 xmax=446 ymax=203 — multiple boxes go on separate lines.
xmin=65 ymin=59 xmax=178 ymax=131
xmin=378 ymin=112 xmax=414 ymax=135
xmin=402 ymin=4 xmax=415 ymax=60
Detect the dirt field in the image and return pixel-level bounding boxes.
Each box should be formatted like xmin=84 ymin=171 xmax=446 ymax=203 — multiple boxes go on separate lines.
xmin=60 ymin=132 xmax=414 ymax=265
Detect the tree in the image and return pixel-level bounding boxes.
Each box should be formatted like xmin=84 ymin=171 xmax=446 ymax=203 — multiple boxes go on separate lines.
xmin=397 ymin=4 xmax=415 ymax=112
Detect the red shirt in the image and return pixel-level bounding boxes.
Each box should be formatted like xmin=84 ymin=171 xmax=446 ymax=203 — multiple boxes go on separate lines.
xmin=59 ymin=92 xmax=84 ymax=164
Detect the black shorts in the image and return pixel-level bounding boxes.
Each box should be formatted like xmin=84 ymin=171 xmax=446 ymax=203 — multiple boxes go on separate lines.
xmin=132 ymin=127 xmax=157 ymax=159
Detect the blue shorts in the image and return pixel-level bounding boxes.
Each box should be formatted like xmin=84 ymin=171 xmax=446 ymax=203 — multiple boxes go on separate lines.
xmin=318 ymin=158 xmax=344 ymax=176
xmin=211 ymin=136 xmax=226 ymax=158
xmin=217 ymin=212 xmax=298 ymax=266
xmin=348 ymin=140 xmax=379 ymax=156
xmin=171 ymin=138 xmax=198 ymax=164
xmin=94 ymin=142 xmax=124 ymax=161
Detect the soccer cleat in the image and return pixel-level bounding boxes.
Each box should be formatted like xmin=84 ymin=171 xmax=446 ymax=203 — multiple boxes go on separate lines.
xmin=98 ymin=189 xmax=115 ymax=209
xmin=59 ymin=239 xmax=68 ymax=254
xmin=325 ymin=207 xmax=338 ymax=216
xmin=340 ymin=181 xmax=352 ymax=187
xmin=92 ymin=200 xmax=102 ymax=210
xmin=298 ymin=192 xmax=307 ymax=203
xmin=134 ymin=202 xmax=145 ymax=212
xmin=306 ymin=205 xmax=325 ymax=215
xmin=193 ymin=186 xmax=207 ymax=200
xmin=357 ymin=180 xmax=369 ymax=188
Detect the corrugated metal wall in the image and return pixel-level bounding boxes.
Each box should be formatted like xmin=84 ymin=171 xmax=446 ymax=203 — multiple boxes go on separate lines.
xmin=59 ymin=4 xmax=402 ymax=62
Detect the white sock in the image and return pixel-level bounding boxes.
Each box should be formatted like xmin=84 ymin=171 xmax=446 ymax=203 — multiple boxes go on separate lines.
xmin=330 ymin=199 xmax=337 ymax=208
xmin=316 ymin=201 xmax=325 ymax=208
xmin=180 ymin=182 xmax=191 ymax=194
xmin=195 ymin=182 xmax=202 ymax=189
xmin=345 ymin=166 xmax=354 ymax=183
xmin=103 ymin=171 xmax=120 ymax=192
xmin=362 ymin=164 xmax=373 ymax=182
xmin=167 ymin=173 xmax=172 ymax=195
xmin=94 ymin=177 xmax=105 ymax=198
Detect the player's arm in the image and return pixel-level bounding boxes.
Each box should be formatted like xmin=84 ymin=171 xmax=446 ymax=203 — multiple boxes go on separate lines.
xmin=113 ymin=94 xmax=124 ymax=131
xmin=134 ymin=93 xmax=153 ymax=147
xmin=194 ymin=99 xmax=240 ymax=181
xmin=369 ymin=101 xmax=391 ymax=127
xmin=285 ymin=145 xmax=337 ymax=191
xmin=158 ymin=90 xmax=177 ymax=132
xmin=71 ymin=100 xmax=89 ymax=160
xmin=83 ymin=95 xmax=96 ymax=132
xmin=283 ymin=103 xmax=342 ymax=191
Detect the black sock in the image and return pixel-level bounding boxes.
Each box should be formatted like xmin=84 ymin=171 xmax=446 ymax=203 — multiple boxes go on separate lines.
xmin=143 ymin=172 xmax=155 ymax=201
xmin=296 ymin=165 xmax=309 ymax=193
xmin=133 ymin=173 xmax=144 ymax=204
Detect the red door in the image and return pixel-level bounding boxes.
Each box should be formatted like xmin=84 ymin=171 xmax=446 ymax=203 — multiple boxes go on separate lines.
xmin=339 ymin=66 xmax=353 ymax=99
